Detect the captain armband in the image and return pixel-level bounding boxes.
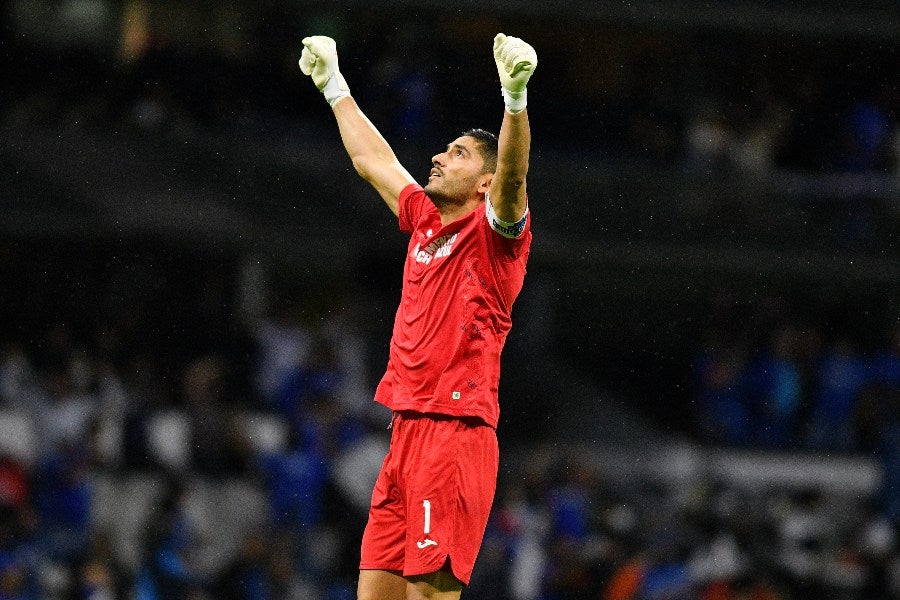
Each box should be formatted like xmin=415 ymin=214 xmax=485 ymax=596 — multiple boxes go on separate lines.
xmin=485 ymin=197 xmax=528 ymax=239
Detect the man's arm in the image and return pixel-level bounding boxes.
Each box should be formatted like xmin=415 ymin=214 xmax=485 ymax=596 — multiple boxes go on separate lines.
xmin=300 ymin=36 xmax=415 ymax=216
xmin=331 ymin=97 xmax=416 ymax=217
xmin=489 ymin=34 xmax=537 ymax=225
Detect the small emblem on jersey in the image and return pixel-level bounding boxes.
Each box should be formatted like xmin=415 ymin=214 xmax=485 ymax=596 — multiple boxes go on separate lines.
xmin=417 ymin=539 xmax=438 ymax=549
xmin=452 ymin=391 xmax=461 ymax=400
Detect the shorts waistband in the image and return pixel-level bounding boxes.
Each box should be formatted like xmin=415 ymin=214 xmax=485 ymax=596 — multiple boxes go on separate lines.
xmin=392 ymin=410 xmax=489 ymax=428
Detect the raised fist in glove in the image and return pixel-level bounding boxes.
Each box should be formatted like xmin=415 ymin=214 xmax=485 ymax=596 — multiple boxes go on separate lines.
xmin=299 ymin=35 xmax=350 ymax=107
xmin=493 ymin=33 xmax=537 ymax=112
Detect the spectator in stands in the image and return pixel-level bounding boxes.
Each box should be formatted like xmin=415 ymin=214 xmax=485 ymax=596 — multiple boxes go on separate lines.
xmin=542 ymin=461 xmax=598 ymax=599
xmin=0 ymin=506 xmax=38 ymax=600
xmin=73 ymin=530 xmax=129 ymax=600
xmin=134 ymin=479 xmax=207 ymax=600
xmin=212 ymin=531 xmax=272 ymax=600
xmin=258 ymin=426 xmax=328 ymax=580
xmin=855 ymin=498 xmax=896 ymax=599
xmin=252 ymin=304 xmax=311 ymax=409
xmin=75 ymin=558 xmax=119 ymax=600
xmin=693 ymin=332 xmax=752 ymax=446
xmin=0 ymin=456 xmax=28 ymax=512
xmin=120 ymin=355 xmax=164 ymax=472
xmin=603 ymin=551 xmax=648 ymax=600
xmin=745 ymin=325 xmax=803 ymax=448
xmin=273 ymin=335 xmax=343 ymax=424
xmin=0 ymin=343 xmax=32 ymax=409
xmin=688 ymin=520 xmax=747 ymax=595
xmin=35 ymin=441 xmax=92 ymax=562
xmin=267 ymin=534 xmax=321 ymax=599
xmin=776 ymin=487 xmax=832 ymax=597
xmin=36 ymin=363 xmax=97 ymax=463
xmin=636 ymin=529 xmax=694 ymax=600
xmin=806 ymin=337 xmax=869 ymax=451
xmin=182 ymin=355 xmax=253 ymax=479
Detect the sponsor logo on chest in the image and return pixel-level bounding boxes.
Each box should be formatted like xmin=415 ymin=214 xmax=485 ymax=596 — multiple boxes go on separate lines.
xmin=411 ymin=231 xmax=459 ymax=265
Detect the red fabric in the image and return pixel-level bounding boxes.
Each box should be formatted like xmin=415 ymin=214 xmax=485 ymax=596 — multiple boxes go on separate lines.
xmin=373 ymin=184 xmax=531 ymax=428
xmin=359 ymin=412 xmax=499 ymax=584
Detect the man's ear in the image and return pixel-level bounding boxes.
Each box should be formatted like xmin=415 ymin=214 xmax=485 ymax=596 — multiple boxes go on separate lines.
xmin=477 ymin=173 xmax=493 ymax=195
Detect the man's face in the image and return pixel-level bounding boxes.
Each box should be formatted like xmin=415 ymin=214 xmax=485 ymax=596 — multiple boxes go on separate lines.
xmin=423 ymin=136 xmax=490 ymax=205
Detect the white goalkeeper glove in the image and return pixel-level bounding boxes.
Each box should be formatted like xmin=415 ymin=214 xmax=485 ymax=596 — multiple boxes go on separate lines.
xmin=299 ymin=35 xmax=350 ymax=107
xmin=493 ymin=33 xmax=537 ymax=114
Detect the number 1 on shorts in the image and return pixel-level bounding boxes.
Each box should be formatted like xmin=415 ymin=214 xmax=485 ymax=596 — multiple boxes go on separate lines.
xmin=416 ymin=499 xmax=438 ymax=549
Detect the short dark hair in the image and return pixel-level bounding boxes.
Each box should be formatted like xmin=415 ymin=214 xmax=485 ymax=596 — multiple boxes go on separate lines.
xmin=461 ymin=128 xmax=498 ymax=173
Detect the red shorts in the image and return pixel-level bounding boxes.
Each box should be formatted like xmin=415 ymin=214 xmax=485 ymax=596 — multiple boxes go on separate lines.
xmin=359 ymin=411 xmax=499 ymax=585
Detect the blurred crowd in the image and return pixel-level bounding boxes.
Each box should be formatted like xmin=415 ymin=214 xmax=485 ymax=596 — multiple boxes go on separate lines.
xmin=474 ymin=454 xmax=898 ymax=600
xmin=690 ymin=290 xmax=900 ymax=521
xmin=0 ymin=241 xmax=387 ymax=599
xmin=0 ymin=244 xmax=898 ymax=600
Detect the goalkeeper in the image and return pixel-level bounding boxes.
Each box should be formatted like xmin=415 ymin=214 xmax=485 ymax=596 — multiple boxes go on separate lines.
xmin=300 ymin=32 xmax=537 ymax=600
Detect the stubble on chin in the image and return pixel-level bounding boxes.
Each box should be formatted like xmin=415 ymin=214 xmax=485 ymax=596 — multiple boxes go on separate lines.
xmin=424 ymin=181 xmax=450 ymax=208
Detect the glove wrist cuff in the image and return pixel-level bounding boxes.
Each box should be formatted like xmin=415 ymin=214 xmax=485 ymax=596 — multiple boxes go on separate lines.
xmin=323 ymin=72 xmax=351 ymax=107
xmin=501 ymin=87 xmax=527 ymax=114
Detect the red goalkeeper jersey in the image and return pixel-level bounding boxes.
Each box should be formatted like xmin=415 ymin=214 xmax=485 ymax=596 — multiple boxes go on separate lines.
xmin=373 ymin=183 xmax=532 ymax=428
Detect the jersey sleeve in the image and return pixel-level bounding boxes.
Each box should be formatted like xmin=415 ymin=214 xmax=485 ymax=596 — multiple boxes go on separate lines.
xmin=398 ymin=183 xmax=427 ymax=234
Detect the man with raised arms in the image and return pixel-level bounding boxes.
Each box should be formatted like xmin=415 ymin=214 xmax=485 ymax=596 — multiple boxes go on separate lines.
xmin=299 ymin=31 xmax=537 ymax=600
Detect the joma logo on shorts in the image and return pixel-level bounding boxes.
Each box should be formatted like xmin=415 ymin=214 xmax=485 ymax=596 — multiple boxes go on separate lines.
xmin=416 ymin=539 xmax=438 ymax=549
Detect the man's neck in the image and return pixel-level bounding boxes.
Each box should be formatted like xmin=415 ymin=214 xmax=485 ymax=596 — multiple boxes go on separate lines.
xmin=438 ymin=197 xmax=484 ymax=227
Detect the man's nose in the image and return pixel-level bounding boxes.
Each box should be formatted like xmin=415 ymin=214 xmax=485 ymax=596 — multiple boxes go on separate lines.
xmin=432 ymin=153 xmax=446 ymax=166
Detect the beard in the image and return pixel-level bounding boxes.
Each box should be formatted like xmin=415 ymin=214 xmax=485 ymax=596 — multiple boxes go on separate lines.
xmin=424 ymin=172 xmax=482 ymax=208
xmin=423 ymin=185 xmax=453 ymax=209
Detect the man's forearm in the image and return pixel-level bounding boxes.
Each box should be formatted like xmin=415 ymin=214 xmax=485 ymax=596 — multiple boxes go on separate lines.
xmin=328 ymin=96 xmax=415 ymax=215
xmin=490 ymin=108 xmax=531 ymax=223
xmin=332 ymin=97 xmax=400 ymax=177
xmin=497 ymin=108 xmax=531 ymax=189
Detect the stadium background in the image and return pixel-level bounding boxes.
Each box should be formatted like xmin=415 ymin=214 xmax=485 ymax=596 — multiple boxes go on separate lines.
xmin=2 ymin=0 xmax=899 ymax=598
